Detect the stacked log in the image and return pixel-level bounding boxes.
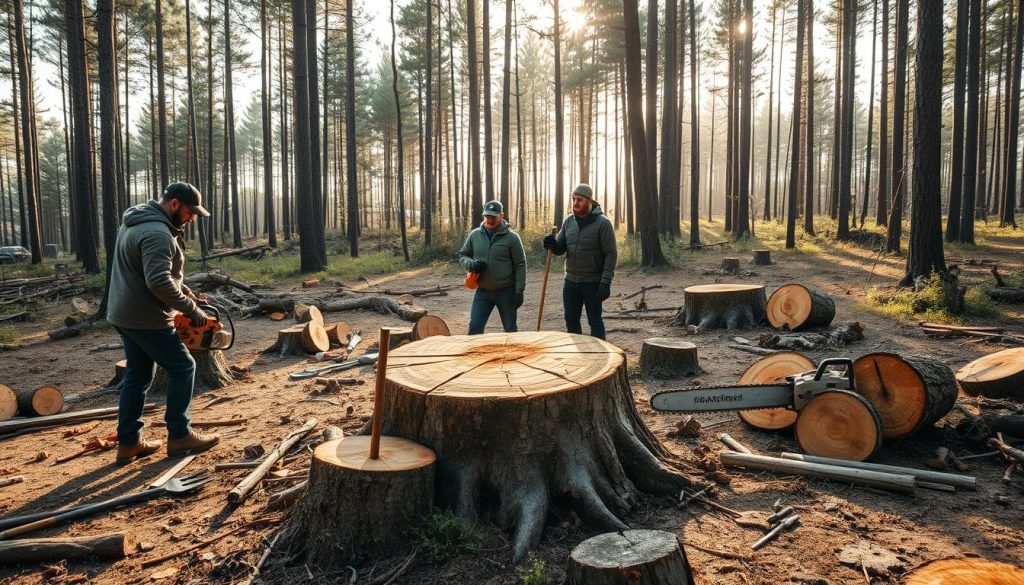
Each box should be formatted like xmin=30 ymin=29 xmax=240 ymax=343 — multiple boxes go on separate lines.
xmin=766 ymin=284 xmax=836 ymax=331
xmin=853 ymin=353 xmax=958 ymax=439
xmin=737 ymin=352 xmax=814 ymax=430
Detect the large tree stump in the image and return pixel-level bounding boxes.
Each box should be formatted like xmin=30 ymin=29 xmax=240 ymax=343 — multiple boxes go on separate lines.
xmin=794 ymin=390 xmax=883 ymax=461
xmin=151 ymin=350 xmax=235 ymax=393
xmin=766 ymin=284 xmax=836 ymax=331
xmin=278 ymin=435 xmax=435 ymax=568
xmin=16 ymin=386 xmax=64 ymax=417
xmin=737 ymin=352 xmax=815 ymax=430
xmin=904 ymin=558 xmax=1024 ymax=584
xmin=566 ymin=530 xmax=692 ymax=585
xmin=955 ymin=348 xmax=1024 ymax=400
xmin=638 ymin=339 xmax=700 ymax=378
xmin=376 ymin=332 xmax=697 ymax=561
xmin=674 ymin=284 xmax=767 ymax=330
xmin=853 ymin=353 xmax=958 ymax=439
xmin=0 ymin=385 xmax=17 ymax=422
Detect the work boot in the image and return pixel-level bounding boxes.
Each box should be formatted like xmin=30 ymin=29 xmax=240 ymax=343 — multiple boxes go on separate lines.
xmin=167 ymin=430 xmax=220 ymax=457
xmin=116 ymin=438 xmax=163 ymax=465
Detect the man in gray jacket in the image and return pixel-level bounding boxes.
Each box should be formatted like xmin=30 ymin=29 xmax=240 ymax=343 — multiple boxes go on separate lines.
xmin=458 ymin=200 xmax=527 ymax=334
xmin=107 ymin=183 xmax=220 ymax=464
xmin=543 ymin=183 xmax=617 ymax=339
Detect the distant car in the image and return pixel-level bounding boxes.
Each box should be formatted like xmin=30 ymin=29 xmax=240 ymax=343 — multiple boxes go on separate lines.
xmin=0 ymin=246 xmax=30 ymax=264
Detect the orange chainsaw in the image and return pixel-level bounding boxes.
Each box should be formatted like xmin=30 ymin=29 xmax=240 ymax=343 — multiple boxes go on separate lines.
xmin=174 ymin=303 xmax=235 ymax=351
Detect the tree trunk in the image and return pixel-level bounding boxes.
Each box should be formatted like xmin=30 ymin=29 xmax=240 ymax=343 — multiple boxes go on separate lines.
xmin=64 ymin=0 xmax=99 ymax=273
xmin=804 ymin=0 xmax=816 ymax=236
xmin=852 ymin=353 xmax=958 ymax=439
xmin=155 ymin=0 xmax=169 ymax=188
xmin=1000 ymin=0 xmax=1024 ymax=228
xmin=552 ymin=0 xmax=565 ymax=227
xmin=306 ymin=0 xmax=324 ymax=250
xmin=675 ymin=284 xmax=767 ymax=330
xmin=390 ymin=0 xmax=409 ymax=262
xmin=645 ymin=0 xmax=658 ymax=214
xmin=945 ymin=0 xmax=968 ymax=240
xmin=498 ymin=0 xmax=512 ymax=211
xmin=659 ymin=0 xmax=678 ymax=237
xmin=11 ymin=0 xmax=41 ymax=264
xmin=877 ymin=0 xmax=889 ymax=226
xmin=467 ymin=0 xmax=483 ymax=222
xmin=958 ymin=0 xmax=981 ymax=243
xmin=566 ymin=530 xmax=693 ymax=585
xmin=837 ymin=0 xmax=856 ymax=240
xmin=376 ymin=332 xmax=697 ymax=562
xmin=424 ymin=0 xmax=434 ymax=245
xmin=886 ymin=0 xmax=909 ymax=252
xmin=261 ymin=0 xmax=276 ymax=247
xmin=860 ymin=0 xmax=877 ymax=228
xmin=224 ymin=1 xmax=242 ymax=248
xmin=687 ymin=0 xmax=700 ymax=246
xmin=346 ymin=0 xmax=358 ymax=255
xmin=207 ymin=0 xmax=217 ymax=247
xmin=786 ymin=0 xmax=805 ymax=249
xmin=735 ymin=0 xmax=753 ymax=239
xmin=152 ymin=349 xmax=236 ymax=393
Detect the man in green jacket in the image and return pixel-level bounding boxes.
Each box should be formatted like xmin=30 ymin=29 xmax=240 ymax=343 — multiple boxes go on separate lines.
xmin=459 ymin=200 xmax=527 ymax=334
xmin=542 ymin=183 xmax=617 ymax=339
xmin=107 ymin=183 xmax=221 ymax=464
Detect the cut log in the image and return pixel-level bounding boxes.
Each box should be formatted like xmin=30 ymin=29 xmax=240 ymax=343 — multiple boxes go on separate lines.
xmin=638 ymin=338 xmax=701 ymax=378
xmin=674 ymin=284 xmax=767 ymax=330
xmin=151 ymin=350 xmax=235 ymax=393
xmin=269 ymin=311 xmax=287 ymax=322
xmin=269 ymin=325 xmax=313 ymax=356
xmin=904 ymin=558 xmax=1024 ymax=585
xmin=16 ymin=386 xmax=64 ymax=417
xmin=324 ymin=322 xmax=353 ymax=346
xmin=566 ymin=529 xmax=693 ymax=585
xmin=986 ymin=287 xmax=1024 ymax=304
xmin=294 ymin=304 xmax=324 ymax=326
xmin=737 ymin=352 xmax=814 ymax=430
xmin=719 ymin=451 xmax=916 ymax=493
xmin=720 ymin=257 xmax=740 ymax=273
xmin=956 ymin=348 xmax=1024 ymax=400
xmin=752 ymin=249 xmax=772 ymax=265
xmin=373 ymin=332 xmax=699 ymax=562
xmin=795 ymin=390 xmax=883 ymax=461
xmin=0 ymin=384 xmax=16 ymax=422
xmin=779 ymin=453 xmax=977 ymax=490
xmin=0 ymin=533 xmax=129 ymax=565
xmin=766 ymin=284 xmax=836 ymax=331
xmin=239 ymin=297 xmax=296 ymax=318
xmin=853 ymin=353 xmax=958 ymax=438
xmin=300 ymin=322 xmax=330 ymax=354
xmin=412 ymin=314 xmax=450 ymax=340
xmin=321 ymin=297 xmax=427 ymax=323
xmin=277 ymin=435 xmax=435 ymax=568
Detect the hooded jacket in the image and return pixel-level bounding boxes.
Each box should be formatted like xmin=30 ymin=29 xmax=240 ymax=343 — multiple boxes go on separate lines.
xmin=106 ymin=201 xmax=199 ymax=330
xmin=550 ymin=204 xmax=617 ymax=285
xmin=458 ymin=220 xmax=527 ymax=293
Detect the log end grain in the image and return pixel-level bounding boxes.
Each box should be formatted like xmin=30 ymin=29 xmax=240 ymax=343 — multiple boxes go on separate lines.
xmin=0 ymin=384 xmax=16 ymax=422
xmin=301 ymin=322 xmax=330 ymax=354
xmin=16 ymin=386 xmax=65 ymax=417
xmin=955 ymin=348 xmax=1024 ymax=400
xmin=795 ymin=390 xmax=882 ymax=461
xmin=638 ymin=338 xmax=700 ymax=378
xmin=767 ymin=284 xmax=836 ymax=331
xmin=853 ymin=353 xmax=958 ymax=439
xmin=737 ymin=352 xmax=814 ymax=430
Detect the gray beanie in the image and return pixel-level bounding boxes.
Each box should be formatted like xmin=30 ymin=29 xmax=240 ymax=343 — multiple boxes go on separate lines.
xmin=572 ymin=183 xmax=595 ymax=201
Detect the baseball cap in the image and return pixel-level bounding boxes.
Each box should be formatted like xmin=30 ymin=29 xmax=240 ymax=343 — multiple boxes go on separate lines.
xmin=163 ymin=182 xmax=211 ymax=217
xmin=483 ymin=200 xmax=503 ymax=217
xmin=572 ymin=183 xmax=595 ymax=201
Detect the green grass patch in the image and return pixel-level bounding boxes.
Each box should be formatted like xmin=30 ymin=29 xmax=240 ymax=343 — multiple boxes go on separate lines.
xmin=520 ymin=554 xmax=556 ymax=585
xmin=865 ymin=273 xmax=1005 ymax=322
xmin=0 ymin=326 xmax=18 ymax=344
xmin=412 ymin=511 xmax=486 ymax=562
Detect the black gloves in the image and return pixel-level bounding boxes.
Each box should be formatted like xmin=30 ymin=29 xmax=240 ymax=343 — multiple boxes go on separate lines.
xmin=597 ymin=283 xmax=611 ymax=301
xmin=188 ymin=307 xmax=211 ymax=327
xmin=543 ymin=235 xmax=556 ymax=250
xmin=470 ymin=259 xmax=488 ymax=274
xmin=514 ymin=293 xmax=524 ymax=309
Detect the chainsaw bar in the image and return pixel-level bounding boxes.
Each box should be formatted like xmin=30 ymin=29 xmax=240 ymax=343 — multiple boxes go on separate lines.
xmin=650 ymin=384 xmax=793 ymax=413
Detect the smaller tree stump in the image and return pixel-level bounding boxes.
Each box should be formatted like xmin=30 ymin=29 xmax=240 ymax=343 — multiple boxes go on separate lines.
xmin=720 ymin=257 xmax=740 ymax=273
xmin=752 ymin=249 xmax=772 ymax=265
xmin=301 ymin=322 xmax=330 ymax=353
xmin=152 ymin=350 xmax=235 ymax=393
xmin=566 ymin=529 xmax=693 ymax=585
xmin=278 ymin=435 xmax=436 ymax=569
xmin=767 ymin=284 xmax=836 ymax=331
xmin=412 ymin=315 xmax=450 ymax=340
xmin=737 ymin=352 xmax=815 ymax=430
xmin=106 ymin=360 xmax=127 ymax=388
xmin=295 ymin=304 xmax=324 ymax=326
xmin=269 ymin=325 xmax=309 ymax=356
xmin=955 ymin=348 xmax=1024 ymax=400
xmin=388 ymin=327 xmax=417 ymax=349
xmin=904 ymin=558 xmax=1024 ymax=585
xmin=16 ymin=386 xmax=64 ymax=417
xmin=638 ymin=339 xmax=700 ymax=378
xmin=675 ymin=284 xmax=767 ymax=330
xmin=324 ymin=323 xmax=353 ymax=346
xmin=853 ymin=353 xmax=958 ymax=439
xmin=795 ymin=390 xmax=883 ymax=461
xmin=0 ymin=384 xmax=17 ymax=422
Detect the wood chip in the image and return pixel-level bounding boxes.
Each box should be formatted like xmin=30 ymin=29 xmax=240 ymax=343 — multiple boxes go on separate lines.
xmin=150 ymin=566 xmax=179 ymax=581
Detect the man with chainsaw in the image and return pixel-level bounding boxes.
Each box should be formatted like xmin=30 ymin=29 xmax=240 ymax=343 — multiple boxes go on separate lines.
xmin=542 ymin=183 xmax=617 ymax=339
xmin=107 ymin=182 xmax=220 ymax=464
xmin=458 ymin=200 xmax=527 ymax=334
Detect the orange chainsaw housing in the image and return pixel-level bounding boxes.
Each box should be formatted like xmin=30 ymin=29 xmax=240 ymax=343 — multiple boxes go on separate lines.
xmin=174 ymin=313 xmax=226 ymax=351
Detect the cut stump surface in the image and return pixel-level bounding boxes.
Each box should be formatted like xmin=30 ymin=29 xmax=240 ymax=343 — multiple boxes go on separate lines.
xmin=737 ymin=352 xmax=814 ymax=430
xmin=956 ymin=348 xmax=1024 ymax=400
xmin=376 ymin=332 xmax=697 ymax=561
xmin=853 ymin=353 xmax=958 ymax=439
xmin=566 ymin=529 xmax=692 ymax=585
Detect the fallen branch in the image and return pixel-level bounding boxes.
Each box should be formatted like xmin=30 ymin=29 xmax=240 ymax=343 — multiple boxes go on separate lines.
xmin=140 ymin=516 xmax=283 ymax=568
xmin=194 ymin=244 xmax=269 ymax=262
xmin=0 ymin=312 xmax=27 ymax=323
xmin=88 ymin=343 xmax=122 ymax=353
xmin=989 ymin=437 xmax=1024 ymax=463
xmin=0 ymin=476 xmax=23 ymax=488
xmin=184 ymin=272 xmax=255 ymax=293
xmin=343 ymin=284 xmax=457 ymax=297
xmin=0 ymin=404 xmax=156 ymax=435
xmin=321 ymin=297 xmax=426 ymax=323
xmin=228 ymin=418 xmax=318 ymax=505
xmin=621 ymin=285 xmax=665 ymax=301
xmin=0 ymin=533 xmax=128 ymax=565
xmin=728 ymin=343 xmax=778 ymax=356
xmin=779 ymin=452 xmax=976 ymax=490
xmin=718 ymin=433 xmax=753 ymax=454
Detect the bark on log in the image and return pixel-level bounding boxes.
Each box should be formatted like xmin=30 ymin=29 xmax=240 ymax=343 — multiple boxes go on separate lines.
xmin=194 ymin=244 xmax=269 ymax=261
xmin=183 ymin=272 xmax=254 ymax=293
xmin=752 ymin=250 xmax=772 ymax=265
xmin=766 ymin=284 xmax=836 ymax=331
xmin=719 ymin=451 xmax=916 ymax=493
xmin=737 ymin=352 xmax=814 ymax=430
xmin=779 ymin=453 xmax=977 ymax=490
xmin=674 ymin=284 xmax=767 ymax=330
xmin=795 ymin=390 xmax=883 ymax=461
xmin=0 ymin=533 xmax=129 ymax=565
xmin=300 ymin=322 xmax=330 ymax=354
xmin=904 ymin=558 xmax=1024 ymax=585
xmin=566 ymin=530 xmax=693 ymax=585
xmin=638 ymin=339 xmax=701 ymax=378
xmin=0 ymin=384 xmax=16 ymax=422
xmin=239 ymin=297 xmax=297 ymax=318
xmin=986 ymin=287 xmax=1024 ymax=303
xmin=15 ymin=386 xmax=64 ymax=417
xmin=0 ymin=404 xmax=156 ymax=434
xmin=412 ymin=315 xmax=450 ymax=340
xmin=324 ymin=323 xmax=353 ymax=346
xmin=151 ymin=350 xmax=235 ymax=393
xmin=294 ymin=304 xmax=324 ymax=326
xmin=268 ymin=325 xmax=310 ymax=356
xmin=277 ymin=435 xmax=435 ymax=568
xmin=321 ymin=297 xmax=427 ymax=323
xmin=853 ymin=353 xmax=958 ymax=438
xmin=956 ymin=348 xmax=1024 ymax=400
xmin=373 ymin=332 xmax=699 ymax=561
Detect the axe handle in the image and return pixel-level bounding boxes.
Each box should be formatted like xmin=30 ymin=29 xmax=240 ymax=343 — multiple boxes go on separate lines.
xmin=536 ymin=227 xmax=558 ymax=331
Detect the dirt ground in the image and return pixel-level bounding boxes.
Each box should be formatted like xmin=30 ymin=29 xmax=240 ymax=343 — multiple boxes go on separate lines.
xmin=1 ymin=231 xmax=1022 ymax=585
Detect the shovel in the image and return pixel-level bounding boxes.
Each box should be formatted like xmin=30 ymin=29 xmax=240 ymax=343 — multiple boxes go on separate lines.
xmin=289 ymin=353 xmax=379 ymax=381
xmin=0 ymin=469 xmax=213 ymax=540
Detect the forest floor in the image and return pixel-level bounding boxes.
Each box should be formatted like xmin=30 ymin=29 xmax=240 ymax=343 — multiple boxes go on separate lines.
xmin=0 ymin=219 xmax=1022 ymax=585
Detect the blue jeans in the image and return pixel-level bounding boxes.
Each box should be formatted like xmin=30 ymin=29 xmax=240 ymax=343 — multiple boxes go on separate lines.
xmin=115 ymin=326 xmax=196 ymax=445
xmin=468 ymin=286 xmax=519 ymax=334
xmin=563 ymin=280 xmax=606 ymax=339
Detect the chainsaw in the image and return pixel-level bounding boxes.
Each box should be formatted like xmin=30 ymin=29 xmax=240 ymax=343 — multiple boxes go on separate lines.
xmin=174 ymin=303 xmax=235 ymax=351
xmin=651 ymin=358 xmax=860 ymax=416
xmin=289 ymin=352 xmax=378 ymax=381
